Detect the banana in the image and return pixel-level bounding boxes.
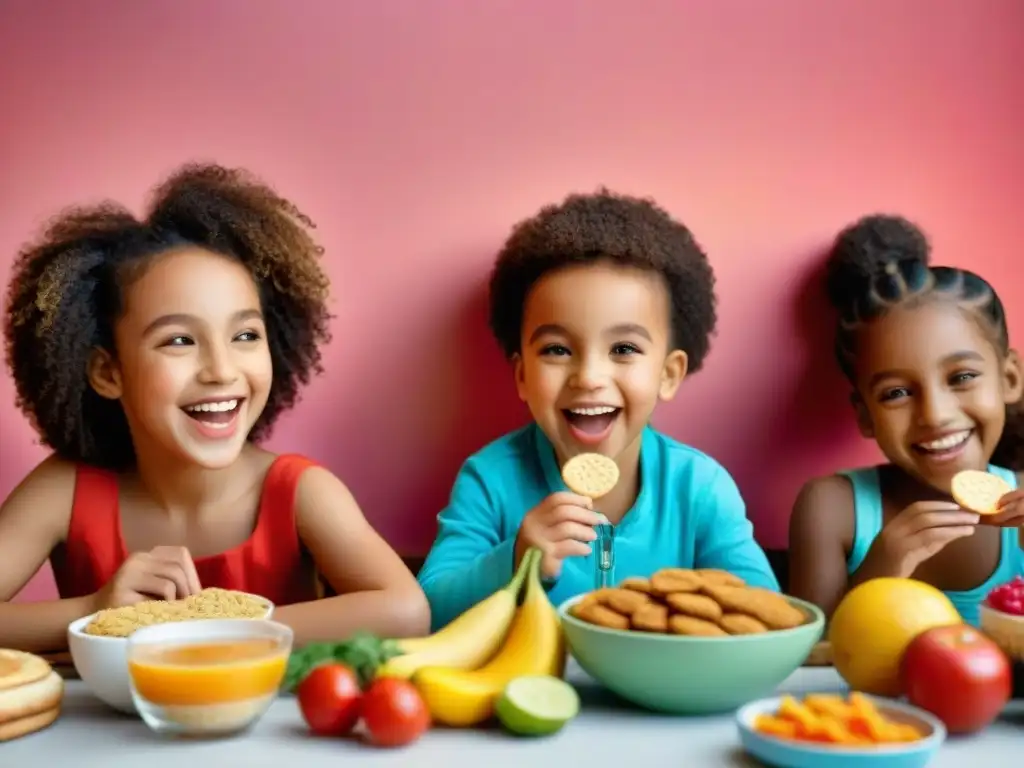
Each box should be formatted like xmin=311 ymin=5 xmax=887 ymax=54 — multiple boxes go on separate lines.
xmin=376 ymin=549 xmax=533 ymax=680
xmin=413 ymin=547 xmax=566 ymax=727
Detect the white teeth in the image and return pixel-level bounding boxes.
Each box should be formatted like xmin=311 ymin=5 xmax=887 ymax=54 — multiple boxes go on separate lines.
xmin=918 ymin=430 xmax=971 ymax=451
xmin=568 ymin=406 xmax=618 ymax=416
xmin=185 ymin=399 xmax=238 ymax=413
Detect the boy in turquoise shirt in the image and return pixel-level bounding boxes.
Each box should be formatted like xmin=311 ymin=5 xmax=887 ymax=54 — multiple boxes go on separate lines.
xmin=418 ymin=190 xmax=778 ymax=630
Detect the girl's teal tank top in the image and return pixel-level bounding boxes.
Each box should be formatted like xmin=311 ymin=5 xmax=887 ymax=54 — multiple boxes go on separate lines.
xmin=840 ymin=464 xmax=1022 ymax=626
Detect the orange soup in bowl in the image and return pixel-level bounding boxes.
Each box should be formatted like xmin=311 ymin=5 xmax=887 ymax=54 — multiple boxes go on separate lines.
xmin=128 ymin=638 xmax=286 ymax=706
xmin=126 ymin=618 xmax=293 ymax=736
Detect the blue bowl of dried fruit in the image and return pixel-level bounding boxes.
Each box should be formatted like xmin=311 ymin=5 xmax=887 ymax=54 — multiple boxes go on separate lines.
xmin=736 ymin=693 xmax=946 ymax=768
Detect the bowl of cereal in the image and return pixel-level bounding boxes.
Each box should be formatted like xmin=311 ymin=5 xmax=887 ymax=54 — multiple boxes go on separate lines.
xmin=558 ymin=568 xmax=824 ymax=715
xmin=127 ymin=618 xmax=292 ymax=737
xmin=67 ymin=588 xmax=273 ymax=713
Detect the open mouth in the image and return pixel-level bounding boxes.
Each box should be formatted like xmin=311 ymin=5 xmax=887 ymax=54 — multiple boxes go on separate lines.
xmin=912 ymin=429 xmax=972 ymax=456
xmin=562 ymin=406 xmax=622 ymax=439
xmin=182 ymin=398 xmax=244 ymax=430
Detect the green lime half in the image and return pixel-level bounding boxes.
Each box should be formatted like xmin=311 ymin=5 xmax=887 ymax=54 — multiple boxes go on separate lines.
xmin=495 ymin=675 xmax=580 ymax=736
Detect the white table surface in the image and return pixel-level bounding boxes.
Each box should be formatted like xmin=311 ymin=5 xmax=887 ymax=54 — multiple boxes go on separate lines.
xmin=5 ymin=661 xmax=1021 ymax=767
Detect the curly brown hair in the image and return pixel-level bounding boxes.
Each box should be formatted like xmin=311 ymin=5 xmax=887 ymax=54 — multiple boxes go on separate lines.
xmin=488 ymin=188 xmax=717 ymax=371
xmin=3 ymin=163 xmax=332 ymax=469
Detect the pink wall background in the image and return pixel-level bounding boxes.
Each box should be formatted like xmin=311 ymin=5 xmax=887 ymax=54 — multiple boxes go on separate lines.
xmin=2 ymin=0 xmax=1022 ymax=602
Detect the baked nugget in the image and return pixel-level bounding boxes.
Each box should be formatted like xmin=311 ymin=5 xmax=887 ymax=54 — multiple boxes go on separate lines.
xmin=665 ymin=592 xmax=723 ymax=622
xmin=632 ymin=603 xmax=670 ymax=633
xmin=650 ymin=568 xmax=703 ymax=595
xmin=719 ymin=613 xmax=769 ymax=635
xmin=599 ymin=588 xmax=650 ymax=616
xmin=668 ymin=614 xmax=728 ymax=637
xmin=701 ymin=584 xmax=805 ymax=630
xmin=696 ymin=568 xmax=745 ymax=587
xmin=572 ymin=601 xmax=630 ymax=630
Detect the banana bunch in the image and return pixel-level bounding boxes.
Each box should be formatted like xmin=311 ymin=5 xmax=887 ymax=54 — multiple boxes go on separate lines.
xmin=376 ymin=549 xmax=536 ymax=680
xmin=412 ymin=548 xmax=566 ymax=727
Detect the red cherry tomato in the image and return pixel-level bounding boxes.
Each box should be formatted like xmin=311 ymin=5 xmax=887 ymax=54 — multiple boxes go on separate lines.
xmin=900 ymin=625 xmax=1011 ymax=734
xmin=360 ymin=677 xmax=431 ymax=747
xmin=296 ymin=663 xmax=363 ymax=736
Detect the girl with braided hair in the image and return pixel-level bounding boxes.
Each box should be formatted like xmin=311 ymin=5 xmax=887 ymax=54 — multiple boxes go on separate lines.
xmin=789 ymin=214 xmax=1023 ymax=625
xmin=0 ymin=163 xmax=429 ymax=652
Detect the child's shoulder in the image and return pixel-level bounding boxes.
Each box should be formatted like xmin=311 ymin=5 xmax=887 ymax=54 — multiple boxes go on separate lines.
xmin=643 ymin=427 xmax=733 ymax=485
xmin=789 ymin=469 xmax=863 ymax=544
xmin=1 ymin=454 xmax=78 ymax=527
xmin=462 ymin=423 xmax=541 ymax=474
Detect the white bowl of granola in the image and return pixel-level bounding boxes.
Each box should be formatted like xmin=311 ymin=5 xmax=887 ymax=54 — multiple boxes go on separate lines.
xmin=67 ymin=588 xmax=273 ymax=713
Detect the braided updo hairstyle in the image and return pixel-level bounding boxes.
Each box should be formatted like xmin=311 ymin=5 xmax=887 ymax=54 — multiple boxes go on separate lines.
xmin=3 ymin=163 xmax=332 ymax=470
xmin=825 ymin=214 xmax=1022 ymax=469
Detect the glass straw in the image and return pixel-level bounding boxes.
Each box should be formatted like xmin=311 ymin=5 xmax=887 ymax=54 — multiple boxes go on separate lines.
xmin=595 ymin=516 xmax=615 ymax=589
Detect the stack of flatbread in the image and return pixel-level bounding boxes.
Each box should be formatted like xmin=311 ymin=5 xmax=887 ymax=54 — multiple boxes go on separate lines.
xmin=0 ymin=649 xmax=63 ymax=741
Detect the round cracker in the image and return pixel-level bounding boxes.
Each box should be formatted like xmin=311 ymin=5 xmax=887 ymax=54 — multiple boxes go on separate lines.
xmin=0 ymin=670 xmax=63 ymax=724
xmin=0 ymin=650 xmax=51 ymax=692
xmin=950 ymin=470 xmax=1011 ymax=515
xmin=561 ymin=452 xmax=619 ymax=499
xmin=0 ymin=705 xmax=60 ymax=742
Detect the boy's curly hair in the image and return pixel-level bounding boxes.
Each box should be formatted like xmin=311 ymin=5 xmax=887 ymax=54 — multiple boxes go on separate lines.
xmin=3 ymin=163 xmax=332 ymax=470
xmin=488 ymin=189 xmax=717 ymax=371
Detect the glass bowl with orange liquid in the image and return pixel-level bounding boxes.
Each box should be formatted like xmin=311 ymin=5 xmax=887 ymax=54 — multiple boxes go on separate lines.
xmin=126 ymin=619 xmax=293 ymax=737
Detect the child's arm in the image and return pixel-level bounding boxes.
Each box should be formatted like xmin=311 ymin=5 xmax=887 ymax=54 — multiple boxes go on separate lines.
xmin=417 ymin=460 xmax=514 ymax=632
xmin=787 ymin=476 xmax=855 ymax=617
xmin=0 ymin=457 xmax=97 ymax=652
xmin=693 ymin=464 xmax=780 ymax=591
xmin=278 ymin=467 xmax=431 ymax=644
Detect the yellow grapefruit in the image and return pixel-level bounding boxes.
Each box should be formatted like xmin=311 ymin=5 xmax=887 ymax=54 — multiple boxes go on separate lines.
xmin=828 ymin=578 xmax=962 ymax=697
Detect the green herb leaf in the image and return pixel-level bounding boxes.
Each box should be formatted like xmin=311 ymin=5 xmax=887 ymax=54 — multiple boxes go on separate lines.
xmin=282 ymin=632 xmax=403 ymax=692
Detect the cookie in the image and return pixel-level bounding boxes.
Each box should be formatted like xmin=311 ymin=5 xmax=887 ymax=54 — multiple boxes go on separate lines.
xmin=702 ymin=584 xmax=805 ymax=630
xmin=561 ymin=452 xmax=620 ymax=499
xmin=0 ymin=650 xmax=52 ymax=692
xmin=571 ymin=601 xmax=630 ymax=630
xmin=951 ymin=469 xmax=1011 ymax=516
xmin=620 ymin=577 xmax=653 ymax=594
xmin=631 ymin=603 xmax=670 ymax=633
xmin=696 ymin=569 xmax=746 ymax=587
xmin=668 ymin=614 xmax=728 ymax=637
xmin=719 ymin=613 xmax=769 ymax=635
xmin=599 ymin=587 xmax=650 ymax=616
xmin=650 ymin=568 xmax=703 ymax=595
xmin=665 ymin=592 xmax=723 ymax=622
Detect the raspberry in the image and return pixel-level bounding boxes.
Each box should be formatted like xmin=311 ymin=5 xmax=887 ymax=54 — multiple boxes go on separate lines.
xmin=985 ymin=578 xmax=1024 ymax=616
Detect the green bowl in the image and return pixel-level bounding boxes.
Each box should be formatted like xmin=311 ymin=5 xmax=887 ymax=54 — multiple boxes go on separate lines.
xmin=558 ymin=593 xmax=824 ymax=715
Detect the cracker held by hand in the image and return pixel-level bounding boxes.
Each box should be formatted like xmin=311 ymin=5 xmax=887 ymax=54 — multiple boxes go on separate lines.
xmin=561 ymin=452 xmax=619 ymax=499
xmin=950 ymin=470 xmax=1011 ymax=515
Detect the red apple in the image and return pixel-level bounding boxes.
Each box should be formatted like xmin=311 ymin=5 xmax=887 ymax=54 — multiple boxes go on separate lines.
xmin=900 ymin=624 xmax=1011 ymax=734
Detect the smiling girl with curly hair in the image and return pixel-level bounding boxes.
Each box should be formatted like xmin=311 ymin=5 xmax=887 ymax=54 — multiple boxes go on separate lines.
xmin=0 ymin=163 xmax=428 ymax=652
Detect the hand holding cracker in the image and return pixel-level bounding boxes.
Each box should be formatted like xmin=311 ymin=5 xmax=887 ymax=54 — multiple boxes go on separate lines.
xmin=951 ymin=470 xmax=1021 ymax=527
xmin=515 ymin=492 xmax=605 ymax=580
xmin=990 ymin=488 xmax=1024 ymax=528
xmin=871 ymin=501 xmax=979 ymax=578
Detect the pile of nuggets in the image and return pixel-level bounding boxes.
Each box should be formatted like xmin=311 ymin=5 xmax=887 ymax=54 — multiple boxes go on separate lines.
xmin=571 ymin=568 xmax=807 ymax=636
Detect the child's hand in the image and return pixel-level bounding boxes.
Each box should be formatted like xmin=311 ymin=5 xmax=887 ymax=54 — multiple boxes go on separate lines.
xmin=988 ymin=490 xmax=1024 ymax=527
xmin=515 ymin=492 xmax=604 ymax=581
xmin=875 ymin=501 xmax=981 ymax=578
xmin=95 ymin=545 xmax=203 ymax=609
